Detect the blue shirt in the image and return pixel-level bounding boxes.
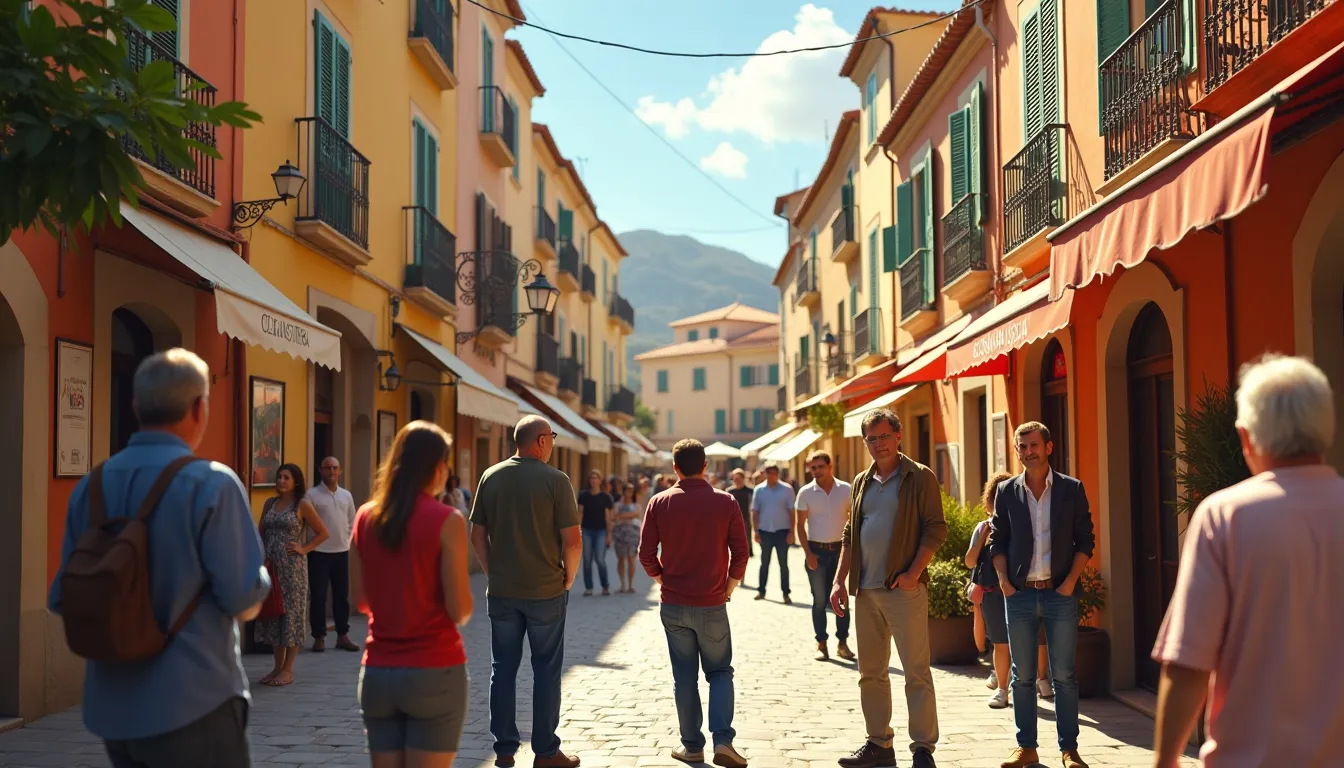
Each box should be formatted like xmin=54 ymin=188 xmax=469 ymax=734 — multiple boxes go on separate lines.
xmin=48 ymin=432 xmax=270 ymax=740
xmin=858 ymin=469 xmax=902 ymax=589
xmin=750 ymin=481 xmax=796 ymax=532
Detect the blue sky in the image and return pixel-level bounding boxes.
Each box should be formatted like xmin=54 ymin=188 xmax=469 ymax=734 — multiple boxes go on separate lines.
xmin=511 ymin=1 xmax=961 ymax=268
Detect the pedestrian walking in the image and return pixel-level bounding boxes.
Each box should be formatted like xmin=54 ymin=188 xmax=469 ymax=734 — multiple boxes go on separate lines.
xmin=48 ymin=349 xmax=270 ymax=768
xmin=966 ymin=471 xmax=1015 ymax=709
xmin=577 ymin=469 xmax=615 ymax=596
xmin=255 ymin=463 xmax=329 ymax=687
xmin=445 ymin=473 xmax=468 ymax=511
xmin=751 ymin=465 xmax=796 ymax=603
xmin=829 ymin=408 xmax=945 ymax=768
xmin=988 ymin=421 xmax=1094 ymax=768
xmin=351 ymin=420 xmax=473 ymax=768
xmin=727 ymin=469 xmax=755 ymax=558
xmin=794 ymin=450 xmax=854 ymax=662
xmin=1151 ymin=355 xmax=1344 ymax=768
xmin=612 ymin=483 xmax=643 ymax=593
xmin=305 ymin=456 xmax=359 ymax=653
xmin=469 ymin=415 xmax=583 ymax=768
xmin=639 ymin=439 xmax=749 ymax=768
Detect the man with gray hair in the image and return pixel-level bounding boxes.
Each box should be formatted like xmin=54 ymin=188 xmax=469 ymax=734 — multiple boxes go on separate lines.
xmin=49 ymin=349 xmax=270 ymax=768
xmin=305 ymin=456 xmax=358 ymax=652
xmin=470 ymin=414 xmax=583 ymax=768
xmin=1152 ymin=354 xmax=1344 ymax=767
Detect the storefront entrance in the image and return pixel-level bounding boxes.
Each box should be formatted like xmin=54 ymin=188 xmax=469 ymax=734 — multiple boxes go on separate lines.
xmin=1041 ymin=338 xmax=1070 ymax=476
xmin=0 ymin=291 xmax=22 ymax=718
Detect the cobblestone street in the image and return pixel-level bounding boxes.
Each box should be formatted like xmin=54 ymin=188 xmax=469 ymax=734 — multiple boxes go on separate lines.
xmin=0 ymin=546 xmax=1194 ymax=768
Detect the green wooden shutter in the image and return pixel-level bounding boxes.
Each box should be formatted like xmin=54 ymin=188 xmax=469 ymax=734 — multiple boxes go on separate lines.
xmin=1097 ymin=0 xmax=1131 ymax=63
xmin=810 ymin=229 xmax=817 ymax=261
xmin=1040 ymin=0 xmax=1061 ymax=127
xmin=657 ymin=370 xmax=668 ymax=393
xmin=867 ymin=228 xmax=879 ymax=304
xmin=949 ymin=109 xmax=968 ymax=203
xmin=715 ymin=410 xmax=726 ymax=435
xmin=427 ymin=132 xmax=438 ymax=214
xmin=881 ymin=225 xmax=896 ymax=273
xmin=668 ymin=410 xmax=674 ymax=434
xmin=333 ymin=35 xmax=352 ymax=138
xmin=896 ymin=180 xmax=913 ymax=266
xmin=866 ymin=74 xmax=878 ymax=144
xmin=969 ymin=84 xmax=984 ymax=223
xmin=688 ymin=330 xmax=698 ymax=342
xmin=315 ymin=12 xmax=335 ymax=124
xmin=1023 ymin=8 xmax=1043 ymax=139
xmin=537 ymin=171 xmax=545 ymax=209
xmin=921 ymin=149 xmax=935 ymax=257
xmin=800 ymin=336 xmax=810 ymax=364
xmin=840 ymin=182 xmax=853 ymax=210
xmin=413 ymin=121 xmax=426 ymax=207
xmin=740 ymin=366 xmax=750 ymax=388
xmin=768 ymin=364 xmax=779 ymax=386
xmin=694 ymin=368 xmax=706 ymax=390
xmin=558 ymin=206 xmax=572 ymax=241
xmin=1181 ymin=0 xmax=1197 ymax=71
xmin=150 ymin=0 xmax=179 ymax=57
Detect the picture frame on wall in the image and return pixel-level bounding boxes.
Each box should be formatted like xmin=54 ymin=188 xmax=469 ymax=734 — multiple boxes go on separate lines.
xmin=54 ymin=338 xmax=94 ymax=478
xmin=249 ymin=377 xmax=285 ymax=488
xmin=992 ymin=413 xmax=1009 ymax=473
xmin=377 ymin=410 xmax=398 ymax=466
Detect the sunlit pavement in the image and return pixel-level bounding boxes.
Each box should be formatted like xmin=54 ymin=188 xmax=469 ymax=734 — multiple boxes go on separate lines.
xmin=0 ymin=545 xmax=1196 ymax=767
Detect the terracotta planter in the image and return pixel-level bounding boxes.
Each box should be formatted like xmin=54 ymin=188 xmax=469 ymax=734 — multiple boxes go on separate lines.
xmin=927 ymin=614 xmax=980 ymax=665
xmin=1076 ymin=626 xmax=1110 ymax=698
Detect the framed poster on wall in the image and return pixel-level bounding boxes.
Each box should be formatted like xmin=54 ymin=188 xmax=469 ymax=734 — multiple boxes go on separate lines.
xmin=55 ymin=338 xmax=94 ymax=477
xmin=992 ymin=413 xmax=1009 ymax=473
xmin=249 ymin=377 xmax=285 ymax=488
xmin=377 ymin=410 xmax=398 ymax=466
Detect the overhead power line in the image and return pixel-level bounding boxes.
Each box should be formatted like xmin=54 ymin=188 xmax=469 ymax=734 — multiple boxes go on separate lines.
xmin=469 ymin=0 xmax=987 ymax=58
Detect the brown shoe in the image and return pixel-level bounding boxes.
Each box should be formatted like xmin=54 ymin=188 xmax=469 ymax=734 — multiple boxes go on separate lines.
xmin=311 ymin=637 xmax=325 ymax=653
xmin=783 ymin=594 xmax=793 ymax=605
xmin=533 ymin=750 xmax=580 ymax=768
xmin=1000 ymin=747 xmax=1039 ymax=768
xmin=835 ymin=641 xmax=856 ymax=661
xmin=1061 ymin=750 xmax=1088 ymax=768
xmin=754 ymin=593 xmax=766 ymax=601
xmin=335 ymin=635 xmax=361 ymax=652
xmin=815 ymin=642 xmax=829 ymax=661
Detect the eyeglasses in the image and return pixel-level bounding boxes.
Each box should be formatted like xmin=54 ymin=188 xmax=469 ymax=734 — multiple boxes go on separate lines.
xmin=808 ymin=464 xmax=828 ymax=473
xmin=863 ymin=433 xmax=895 ymax=445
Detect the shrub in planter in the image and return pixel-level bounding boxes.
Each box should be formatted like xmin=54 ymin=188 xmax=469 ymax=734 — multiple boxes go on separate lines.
xmin=925 ymin=559 xmax=979 ymax=665
xmin=935 ymin=493 xmax=981 ymax=565
xmin=1075 ymin=566 xmax=1110 ymax=698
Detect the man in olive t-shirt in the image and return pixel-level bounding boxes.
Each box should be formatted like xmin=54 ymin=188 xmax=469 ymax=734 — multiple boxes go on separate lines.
xmin=469 ymin=415 xmax=583 ymax=768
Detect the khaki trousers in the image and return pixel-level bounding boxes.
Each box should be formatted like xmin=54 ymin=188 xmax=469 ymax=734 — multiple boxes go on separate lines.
xmin=855 ymin=587 xmax=939 ymax=753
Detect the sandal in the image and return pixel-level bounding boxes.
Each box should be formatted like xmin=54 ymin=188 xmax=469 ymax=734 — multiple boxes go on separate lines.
xmin=259 ymin=673 xmax=277 ymax=685
xmin=265 ymin=673 xmax=293 ymax=687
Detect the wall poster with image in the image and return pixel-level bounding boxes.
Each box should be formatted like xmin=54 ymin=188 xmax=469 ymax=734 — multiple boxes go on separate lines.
xmin=249 ymin=377 xmax=285 ymax=488
xmin=55 ymin=339 xmax=94 ymax=477
xmin=377 ymin=410 xmax=398 ymax=466
xmin=992 ymin=413 xmax=1009 ymax=473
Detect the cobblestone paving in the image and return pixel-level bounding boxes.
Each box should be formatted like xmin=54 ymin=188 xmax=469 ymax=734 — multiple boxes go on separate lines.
xmin=0 ymin=545 xmax=1196 ymax=768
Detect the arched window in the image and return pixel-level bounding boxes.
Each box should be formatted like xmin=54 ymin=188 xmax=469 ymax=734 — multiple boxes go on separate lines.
xmin=1039 ymin=337 xmax=1069 ymax=476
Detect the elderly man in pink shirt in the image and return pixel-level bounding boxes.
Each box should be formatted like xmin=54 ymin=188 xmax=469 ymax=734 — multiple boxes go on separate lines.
xmin=1151 ymin=354 xmax=1344 ymax=767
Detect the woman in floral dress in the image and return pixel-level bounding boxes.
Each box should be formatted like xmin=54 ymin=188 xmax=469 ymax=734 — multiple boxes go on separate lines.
xmin=256 ymin=463 xmax=328 ymax=686
xmin=612 ymin=484 xmax=643 ymax=593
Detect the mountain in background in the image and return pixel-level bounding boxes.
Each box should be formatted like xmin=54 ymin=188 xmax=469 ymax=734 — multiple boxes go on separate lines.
xmin=617 ymin=230 xmax=779 ymax=392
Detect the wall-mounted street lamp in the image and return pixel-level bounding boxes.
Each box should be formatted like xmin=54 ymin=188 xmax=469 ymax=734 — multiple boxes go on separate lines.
xmin=376 ymin=350 xmax=457 ymax=393
xmin=231 ymin=161 xmax=306 ymax=230
xmin=822 ymin=324 xmax=839 ymax=357
xmin=454 ymin=250 xmax=561 ymax=344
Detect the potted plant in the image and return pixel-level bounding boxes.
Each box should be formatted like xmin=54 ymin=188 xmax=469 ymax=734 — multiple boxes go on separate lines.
xmin=925 ymin=559 xmax=979 ymax=664
xmin=1172 ymin=381 xmax=1250 ymax=517
xmin=1075 ymin=566 xmax=1109 ymax=698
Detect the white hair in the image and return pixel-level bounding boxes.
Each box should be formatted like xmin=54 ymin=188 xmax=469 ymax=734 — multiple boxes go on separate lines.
xmin=133 ymin=348 xmax=209 ymax=427
xmin=1235 ymin=354 xmax=1335 ymax=460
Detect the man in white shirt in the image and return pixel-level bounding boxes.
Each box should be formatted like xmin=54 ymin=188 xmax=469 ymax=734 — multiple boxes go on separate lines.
xmin=305 ymin=456 xmax=359 ymax=652
xmin=794 ymin=450 xmax=853 ymax=662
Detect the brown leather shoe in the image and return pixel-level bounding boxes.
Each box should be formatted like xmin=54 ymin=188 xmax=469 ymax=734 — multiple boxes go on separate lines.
xmin=815 ymin=642 xmax=829 ymax=661
xmin=783 ymin=594 xmax=793 ymax=605
xmin=1061 ymin=750 xmax=1088 ymax=768
xmin=836 ymin=641 xmax=856 ymax=661
xmin=335 ymin=635 xmax=361 ymax=652
xmin=1000 ymin=747 xmax=1038 ymax=768
xmin=311 ymin=637 xmax=325 ymax=653
xmin=533 ymin=750 xmax=580 ymax=768
xmin=754 ymin=593 xmax=766 ymax=600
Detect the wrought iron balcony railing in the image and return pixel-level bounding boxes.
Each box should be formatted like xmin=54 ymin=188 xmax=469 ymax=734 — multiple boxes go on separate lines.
xmin=854 ymin=307 xmax=880 ymax=359
xmin=900 ymin=249 xmax=934 ymax=320
xmin=609 ymin=293 xmax=635 ymax=328
xmin=942 ymin=193 xmax=985 ymax=286
xmin=830 ymin=206 xmax=856 ymax=254
xmin=475 ymin=250 xmax=520 ymax=337
xmin=411 ymin=0 xmax=455 ymax=71
xmin=794 ymin=259 xmax=817 ymax=304
xmin=536 ymin=207 xmax=557 ymax=251
xmin=1100 ymin=0 xmax=1200 ymax=179
xmin=607 ymin=386 xmax=636 ymax=417
xmin=480 ymin=85 xmax=516 ymax=147
xmin=295 ymin=116 xmax=372 ymax=249
xmin=827 ymin=349 xmax=851 ymax=380
xmin=1205 ymin=0 xmax=1328 ymax=92
xmin=403 ymin=206 xmax=456 ymax=304
xmin=1003 ymin=124 xmax=1070 ymax=253
xmin=558 ymin=240 xmax=580 ymax=281
xmin=536 ymin=333 xmax=559 ymax=378
xmin=559 ymin=356 xmax=581 ymax=394
xmin=580 ymin=264 xmax=596 ymax=296
xmin=582 ymin=378 xmax=598 ymax=409
xmin=795 ymin=364 xmax=814 ymax=398
xmin=777 ymin=385 xmax=787 ymax=413
xmin=120 ymin=27 xmax=217 ymax=199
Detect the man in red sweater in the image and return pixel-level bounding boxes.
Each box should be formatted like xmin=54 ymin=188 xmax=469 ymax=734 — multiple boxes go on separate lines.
xmin=639 ymin=439 xmax=750 ymax=768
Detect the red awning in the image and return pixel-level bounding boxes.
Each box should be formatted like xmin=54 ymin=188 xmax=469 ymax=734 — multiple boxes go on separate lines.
xmin=945 ymin=282 xmax=1074 ymax=378
xmin=889 ymin=341 xmax=957 ymax=387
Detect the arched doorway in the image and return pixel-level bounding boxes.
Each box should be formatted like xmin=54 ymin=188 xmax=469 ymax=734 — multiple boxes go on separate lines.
xmin=0 ymin=292 xmax=24 ymax=718
xmin=1040 ymin=338 xmax=1070 ymax=476
xmin=314 ymin=305 xmax=376 ymax=506
xmin=1126 ymin=303 xmax=1177 ymax=692
xmin=110 ymin=308 xmax=155 ymax=452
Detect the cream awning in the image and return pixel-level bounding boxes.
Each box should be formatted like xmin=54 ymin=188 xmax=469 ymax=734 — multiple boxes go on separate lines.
xmin=738 ymin=422 xmax=798 ymax=457
xmin=842 ymin=385 xmax=920 ymax=437
xmin=120 ymin=204 xmax=342 ymax=369
xmin=399 ymin=326 xmax=521 ymax=428
xmin=519 ymin=400 xmax=587 ymax=454
xmin=511 ymin=381 xmax=612 ymax=453
xmin=596 ymin=420 xmax=648 ymax=457
xmin=760 ymin=429 xmax=822 ymax=464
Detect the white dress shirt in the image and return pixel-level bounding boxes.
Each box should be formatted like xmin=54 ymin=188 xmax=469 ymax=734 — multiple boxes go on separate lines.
xmin=305 ymin=483 xmax=357 ymax=553
xmin=1026 ymin=470 xmax=1053 ymax=581
xmin=795 ymin=478 xmax=852 ymax=543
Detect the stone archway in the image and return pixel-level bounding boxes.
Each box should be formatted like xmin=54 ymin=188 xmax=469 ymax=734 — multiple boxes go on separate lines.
xmin=311 ymin=294 xmax=378 ymax=507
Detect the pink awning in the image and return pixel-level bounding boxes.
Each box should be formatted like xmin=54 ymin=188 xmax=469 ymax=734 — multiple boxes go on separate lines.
xmin=945 ymin=284 xmax=1074 ymax=378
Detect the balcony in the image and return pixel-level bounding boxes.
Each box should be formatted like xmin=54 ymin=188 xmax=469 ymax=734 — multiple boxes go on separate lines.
xmin=1099 ymin=0 xmax=1200 ymax=183
xmin=853 ymin=307 xmax=883 ymax=366
xmin=556 ymin=241 xmax=581 ymax=293
xmin=794 ymin=364 xmax=814 ymax=399
xmin=941 ymin=193 xmax=989 ymax=305
xmin=608 ymin=293 xmax=635 ymax=334
xmin=777 ymin=385 xmax=787 ymax=414
xmin=402 ymin=206 xmax=457 ymax=316
xmin=1202 ymin=0 xmax=1338 ymax=116
xmin=1003 ymin=124 xmax=1069 ymax=274
xmin=607 ymin=386 xmax=636 ymax=418
xmin=408 ymin=0 xmax=457 ymax=90
xmin=899 ymin=249 xmax=937 ymax=336
xmin=794 ymin=260 xmax=820 ymax=308
xmin=535 ymin=207 xmax=557 ymax=261
xmin=582 ymin=378 xmax=598 ymax=410
xmin=558 ymin=356 xmax=581 ymax=401
xmin=472 ymin=250 xmax=521 ymax=349
xmin=120 ymin=27 xmax=219 ymax=217
xmin=580 ymin=264 xmax=596 ymax=302
xmin=826 ymin=347 xmax=851 ymax=382
xmin=830 ymin=206 xmax=859 ymax=263
xmin=535 ymin=333 xmax=559 ymax=391
xmin=479 ymin=85 xmax=516 ymax=168
xmin=295 ymin=117 xmax=372 ymax=266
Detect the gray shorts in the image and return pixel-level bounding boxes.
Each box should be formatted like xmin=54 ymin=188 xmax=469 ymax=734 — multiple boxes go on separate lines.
xmin=358 ymin=664 xmax=469 ymax=753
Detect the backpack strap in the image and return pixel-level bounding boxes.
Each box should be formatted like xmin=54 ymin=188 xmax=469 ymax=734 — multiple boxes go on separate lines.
xmin=87 ymin=464 xmax=108 ymax=527
xmin=135 ymin=456 xmax=204 ymax=523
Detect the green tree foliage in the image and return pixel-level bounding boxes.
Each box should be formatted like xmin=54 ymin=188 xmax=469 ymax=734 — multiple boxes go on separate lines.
xmin=935 ymin=492 xmax=981 ymax=565
xmin=926 ymin=560 xmax=973 ymax=619
xmin=1172 ymin=380 xmax=1250 ymax=517
xmin=634 ymin=401 xmax=657 ymax=435
xmin=1076 ymin=566 xmax=1107 ymax=625
xmin=0 ymin=0 xmax=261 ymax=240
xmin=806 ymin=402 xmax=845 ymax=436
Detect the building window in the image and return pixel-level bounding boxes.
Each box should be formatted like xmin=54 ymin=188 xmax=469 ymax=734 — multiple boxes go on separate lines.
xmin=688 ymin=329 xmax=699 ymax=342
xmin=739 ymin=408 xmax=749 ymax=432
xmin=865 ymin=73 xmax=877 ymax=144
xmin=709 ymin=327 xmax=719 ymax=339
xmin=693 ymin=367 xmax=707 ymax=391
xmin=715 ymin=409 xmax=726 ymax=435
xmin=315 ymin=11 xmax=353 ymax=137
xmin=413 ymin=118 xmax=438 ymax=214
xmin=768 ymin=364 xmax=779 ymax=386
xmin=657 ymin=370 xmax=669 ymax=393
xmin=667 ymin=409 xmax=674 ymax=434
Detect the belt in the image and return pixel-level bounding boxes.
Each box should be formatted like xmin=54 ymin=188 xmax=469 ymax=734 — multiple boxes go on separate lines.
xmin=809 ymin=541 xmax=842 ymax=551
xmin=1025 ymin=578 xmax=1054 ymax=590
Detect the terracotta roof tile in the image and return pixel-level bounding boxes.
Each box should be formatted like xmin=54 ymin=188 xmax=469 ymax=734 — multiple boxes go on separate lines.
xmin=668 ymin=302 xmax=780 ymax=328
xmin=773 ymin=186 xmax=809 ymax=217
xmin=839 ymin=7 xmax=949 ymax=78
xmin=505 ymin=39 xmax=545 ymax=97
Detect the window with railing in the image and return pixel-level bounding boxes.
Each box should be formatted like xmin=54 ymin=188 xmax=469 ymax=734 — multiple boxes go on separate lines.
xmin=477 ymin=250 xmax=520 ymax=335
xmin=942 ymin=193 xmax=985 ymax=285
xmin=480 ymin=85 xmax=515 ymax=143
xmin=581 ymin=264 xmax=596 ymax=295
xmin=559 ymin=357 xmax=580 ymax=393
xmin=536 ymin=207 xmax=557 ymax=250
xmin=1003 ymin=124 xmax=1069 ymax=253
xmin=558 ymin=240 xmax=580 ymax=281
xmin=609 ymin=293 xmax=635 ymax=327
xmin=854 ymin=307 xmax=880 ymax=358
xmin=777 ymin=385 xmax=787 ymax=413
xmin=794 ymin=259 xmax=817 ymax=303
xmin=412 ymin=0 xmax=455 ymax=71
xmin=1205 ymin=0 xmax=1329 ymax=91
xmin=536 ymin=333 xmax=559 ymax=378
xmin=831 ymin=205 xmax=855 ymax=254
xmin=794 ymin=363 xmax=814 ymax=398
xmin=404 ymin=206 xmax=456 ymax=304
xmin=582 ymin=378 xmax=598 ymax=408
xmin=900 ymin=250 xmax=934 ymax=320
xmin=607 ymin=386 xmax=635 ymax=416
xmin=296 ymin=116 xmax=371 ymax=249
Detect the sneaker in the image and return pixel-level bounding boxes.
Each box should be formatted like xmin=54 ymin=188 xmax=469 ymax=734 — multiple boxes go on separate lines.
xmin=999 ymin=747 xmax=1039 ymax=768
xmin=1061 ymin=750 xmax=1089 ymax=768
xmin=601 ymin=587 xmax=610 ymax=596
xmin=533 ymin=751 xmax=580 ymax=768
xmin=815 ymin=642 xmax=829 ymax=661
xmin=582 ymin=590 xmax=593 ymax=597
xmin=912 ymin=747 xmax=936 ymax=768
xmin=986 ymin=669 xmax=998 ymax=689
xmin=670 ymin=746 xmax=704 ymax=764
xmin=713 ymin=744 xmax=748 ymax=768
xmin=987 ymin=689 xmax=1010 ymax=709
xmin=836 ymin=642 xmax=856 ymax=661
xmin=1037 ymin=678 xmax=1055 ymax=700
xmin=837 ymin=741 xmax=897 ymax=768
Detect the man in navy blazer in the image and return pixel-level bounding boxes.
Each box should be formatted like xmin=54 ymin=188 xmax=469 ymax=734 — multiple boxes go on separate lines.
xmin=988 ymin=421 xmax=1094 ymax=768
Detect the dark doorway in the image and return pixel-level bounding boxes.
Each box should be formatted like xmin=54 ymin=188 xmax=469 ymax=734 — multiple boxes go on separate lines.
xmin=476 ymin=436 xmax=490 ymax=487
xmin=1127 ymin=303 xmax=1178 ymax=692
xmin=1041 ymin=338 xmax=1070 ymax=475
xmin=916 ymin=414 xmax=931 ymax=466
xmin=110 ymin=308 xmax=156 ymax=454
xmin=313 ymin=364 xmax=334 ymax=480
xmin=976 ymin=393 xmax=989 ymax=492
xmin=410 ymin=390 xmax=425 ymax=422
xmin=0 ymin=295 xmax=24 ymax=718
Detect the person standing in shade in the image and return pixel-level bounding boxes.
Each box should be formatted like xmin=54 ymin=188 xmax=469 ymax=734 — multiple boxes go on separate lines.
xmin=255 ymin=464 xmax=329 ymax=687
xmin=640 ymin=440 xmax=749 ymax=768
xmin=727 ymin=469 xmax=755 ymax=558
xmin=305 ymin=456 xmax=359 ymax=653
xmin=829 ymin=409 xmax=945 ymax=768
xmin=751 ymin=465 xmax=795 ymax=603
xmin=989 ymin=422 xmax=1094 ymax=768
xmin=577 ymin=469 xmax=615 ymax=597
xmin=470 ymin=415 xmax=583 ymax=768
xmin=1152 ymin=355 xmax=1344 ymax=768
xmin=794 ymin=450 xmax=853 ymax=662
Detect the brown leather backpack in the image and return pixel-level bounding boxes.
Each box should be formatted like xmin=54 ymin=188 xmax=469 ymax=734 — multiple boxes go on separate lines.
xmin=60 ymin=455 xmax=204 ymax=663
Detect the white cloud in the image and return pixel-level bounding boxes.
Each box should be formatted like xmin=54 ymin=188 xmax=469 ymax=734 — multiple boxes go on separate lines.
xmin=634 ymin=4 xmax=854 ymax=144
xmin=699 ymin=142 xmax=750 ymax=179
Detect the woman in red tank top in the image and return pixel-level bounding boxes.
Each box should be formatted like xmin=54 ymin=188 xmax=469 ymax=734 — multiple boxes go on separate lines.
xmin=349 ymin=420 xmax=474 ymax=768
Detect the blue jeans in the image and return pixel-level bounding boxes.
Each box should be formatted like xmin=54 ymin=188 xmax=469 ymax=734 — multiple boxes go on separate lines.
xmin=487 ymin=594 xmax=568 ymax=759
xmin=581 ymin=528 xmax=610 ymax=591
xmin=660 ymin=603 xmax=736 ymax=751
xmin=1005 ymin=587 xmax=1079 ymax=751
xmin=806 ymin=543 xmax=849 ymax=643
xmin=757 ymin=529 xmax=791 ymax=597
